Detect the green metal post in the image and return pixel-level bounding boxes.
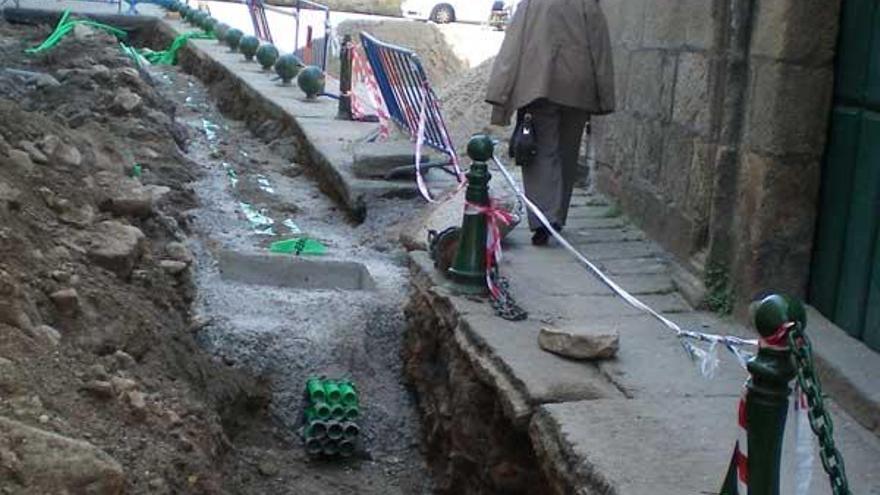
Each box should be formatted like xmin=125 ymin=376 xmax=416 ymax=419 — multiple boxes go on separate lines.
xmin=747 ymin=294 xmax=798 ymax=495
xmin=447 ymin=135 xmax=495 ymax=294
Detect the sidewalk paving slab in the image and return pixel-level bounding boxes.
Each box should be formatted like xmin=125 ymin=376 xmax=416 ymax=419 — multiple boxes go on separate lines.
xmin=531 ymin=398 xmax=880 ymax=495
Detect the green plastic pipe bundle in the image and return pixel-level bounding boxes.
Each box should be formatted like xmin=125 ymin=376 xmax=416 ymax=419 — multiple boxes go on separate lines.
xmin=26 ymin=10 xmax=128 ymax=54
xmin=302 ymin=377 xmax=361 ymax=457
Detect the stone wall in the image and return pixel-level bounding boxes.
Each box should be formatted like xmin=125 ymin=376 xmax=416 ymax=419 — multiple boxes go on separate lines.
xmin=591 ymin=0 xmax=841 ymax=311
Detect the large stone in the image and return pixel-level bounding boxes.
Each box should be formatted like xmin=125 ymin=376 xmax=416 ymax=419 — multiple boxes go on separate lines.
xmin=164 ymin=242 xmax=192 ymax=264
xmin=87 ymin=221 xmax=146 ymax=277
xmin=0 ymin=180 xmax=20 ymax=209
xmin=18 ymin=140 xmax=47 ymax=164
xmin=0 ymin=416 xmax=124 ymax=494
xmin=625 ymin=50 xmax=676 ymax=119
xmin=538 ymin=326 xmax=620 ymax=360
xmin=672 ymin=52 xmax=712 ymax=135
xmin=8 ymin=149 xmax=34 ymax=174
xmin=745 ymin=61 xmax=834 ymax=156
xmin=112 ymin=89 xmax=143 ymax=114
xmin=750 ymin=0 xmax=840 ymax=64
xmin=56 ymin=143 xmax=83 ymax=167
xmin=0 ymin=269 xmax=33 ymax=332
xmin=50 ymin=288 xmax=80 ymax=316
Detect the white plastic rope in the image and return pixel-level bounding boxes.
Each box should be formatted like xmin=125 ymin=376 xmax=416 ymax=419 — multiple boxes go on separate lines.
xmin=490 ymin=155 xmax=758 ymax=368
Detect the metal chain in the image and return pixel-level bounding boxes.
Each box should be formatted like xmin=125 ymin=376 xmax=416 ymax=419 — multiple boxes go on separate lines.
xmin=787 ymin=324 xmax=851 ymax=495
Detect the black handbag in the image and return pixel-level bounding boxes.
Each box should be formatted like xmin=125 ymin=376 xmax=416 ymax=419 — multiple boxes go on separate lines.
xmin=509 ymin=110 xmax=537 ymax=166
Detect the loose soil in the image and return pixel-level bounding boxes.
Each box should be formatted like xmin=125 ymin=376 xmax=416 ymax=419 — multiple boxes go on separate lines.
xmin=0 ymin=14 xmax=429 ymax=494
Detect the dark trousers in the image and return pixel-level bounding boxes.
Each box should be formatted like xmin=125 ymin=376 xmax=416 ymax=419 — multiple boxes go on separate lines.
xmin=521 ymin=100 xmax=589 ymax=230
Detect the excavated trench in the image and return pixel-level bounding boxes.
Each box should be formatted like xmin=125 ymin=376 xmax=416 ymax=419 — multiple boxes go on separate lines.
xmin=0 ymin=7 xmax=551 ymax=492
xmin=137 ymin=17 xmax=546 ymax=494
xmin=130 ymin=19 xmax=433 ymax=493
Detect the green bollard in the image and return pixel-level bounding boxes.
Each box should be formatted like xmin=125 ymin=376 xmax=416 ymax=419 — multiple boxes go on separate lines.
xmin=447 ymin=135 xmax=494 ymax=294
xmin=722 ymin=294 xmax=797 ymax=495
xmin=338 ymin=381 xmax=358 ymax=406
xmin=306 ymin=378 xmax=326 ymax=403
xmin=323 ymin=381 xmax=342 ymax=404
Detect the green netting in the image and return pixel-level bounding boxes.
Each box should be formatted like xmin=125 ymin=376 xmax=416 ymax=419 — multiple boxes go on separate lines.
xmin=26 ymin=10 xmax=128 ymax=54
xmin=139 ymin=31 xmax=214 ymax=65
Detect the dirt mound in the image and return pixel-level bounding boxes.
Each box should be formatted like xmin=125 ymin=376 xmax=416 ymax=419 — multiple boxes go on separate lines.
xmin=437 ymin=56 xmax=512 ymax=154
xmin=335 ymin=19 xmax=466 ymax=88
xmin=0 ymin=19 xmax=263 ymax=494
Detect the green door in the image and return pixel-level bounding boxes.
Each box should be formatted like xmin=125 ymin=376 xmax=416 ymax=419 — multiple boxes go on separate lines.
xmin=810 ymin=0 xmax=880 ymax=351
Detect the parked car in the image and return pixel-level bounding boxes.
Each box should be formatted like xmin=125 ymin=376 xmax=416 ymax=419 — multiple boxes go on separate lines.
xmin=401 ymin=0 xmax=518 ymax=24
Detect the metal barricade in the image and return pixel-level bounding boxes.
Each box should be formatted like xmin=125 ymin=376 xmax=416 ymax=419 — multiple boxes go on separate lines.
xmin=359 ymin=31 xmax=457 ymax=169
xmin=245 ymin=0 xmax=272 ymax=42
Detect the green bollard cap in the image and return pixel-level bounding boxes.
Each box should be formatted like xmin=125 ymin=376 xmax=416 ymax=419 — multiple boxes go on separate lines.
xmin=753 ymin=293 xmax=805 ymax=337
xmin=225 ymin=28 xmax=244 ymax=51
xmin=306 ymin=378 xmax=326 ymax=403
xmin=239 ymin=35 xmax=260 ymax=61
xmin=256 ymin=43 xmax=279 ymax=71
xmin=467 ymin=134 xmax=495 ymax=162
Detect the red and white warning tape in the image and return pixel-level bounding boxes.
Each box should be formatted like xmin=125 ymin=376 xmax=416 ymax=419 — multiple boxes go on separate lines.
xmin=348 ymin=43 xmax=390 ymax=140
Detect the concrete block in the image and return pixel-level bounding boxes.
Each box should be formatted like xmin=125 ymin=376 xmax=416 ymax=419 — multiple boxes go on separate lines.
xmin=751 ymin=0 xmax=840 ymax=64
xmin=672 ymin=51 xmax=713 ymax=135
xmin=745 ymin=61 xmax=834 ymax=156
xmin=625 ymin=50 xmax=676 ymax=120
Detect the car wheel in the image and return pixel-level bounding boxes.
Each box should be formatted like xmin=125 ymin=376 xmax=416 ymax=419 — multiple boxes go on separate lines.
xmin=431 ymin=4 xmax=455 ymax=24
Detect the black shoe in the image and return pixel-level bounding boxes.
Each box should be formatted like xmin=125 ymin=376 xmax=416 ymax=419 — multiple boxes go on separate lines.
xmin=531 ymin=227 xmax=549 ymax=246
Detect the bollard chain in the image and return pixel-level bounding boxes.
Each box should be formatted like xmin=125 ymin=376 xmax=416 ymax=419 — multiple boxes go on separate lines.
xmin=787 ymin=324 xmax=851 ymax=495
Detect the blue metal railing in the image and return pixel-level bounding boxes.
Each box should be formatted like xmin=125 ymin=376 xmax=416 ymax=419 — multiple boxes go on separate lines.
xmin=359 ymin=31 xmax=456 ymax=160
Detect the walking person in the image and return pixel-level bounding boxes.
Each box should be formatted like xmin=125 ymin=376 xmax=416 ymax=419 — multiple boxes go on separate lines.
xmin=486 ymin=0 xmax=615 ymax=245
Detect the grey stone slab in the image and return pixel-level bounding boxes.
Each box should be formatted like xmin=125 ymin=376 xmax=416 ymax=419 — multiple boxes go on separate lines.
xmin=594 ymin=314 xmax=748 ymax=399
xmin=574 ymin=240 xmax=663 ymax=261
xmin=565 ymin=216 xmax=629 ymax=230
xmin=409 ymin=252 xmax=623 ymax=426
xmin=532 ymin=397 xmax=738 ymax=495
xmin=596 ymin=257 xmax=669 ymax=276
xmin=460 ymin=313 xmax=624 ymax=413
xmin=567 ymin=227 xmax=646 ymax=243
xmin=807 ymin=306 xmax=880 ymax=434
xmin=613 ymin=273 xmax=675 ymax=295
xmin=532 ymin=397 xmax=880 ymax=495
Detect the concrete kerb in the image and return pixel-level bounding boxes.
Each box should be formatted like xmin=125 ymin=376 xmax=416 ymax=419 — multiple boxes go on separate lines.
xmin=152 ymin=17 xmax=437 ymax=222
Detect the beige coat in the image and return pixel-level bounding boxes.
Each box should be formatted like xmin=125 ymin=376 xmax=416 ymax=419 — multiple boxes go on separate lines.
xmin=486 ymin=0 xmax=615 ymax=125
